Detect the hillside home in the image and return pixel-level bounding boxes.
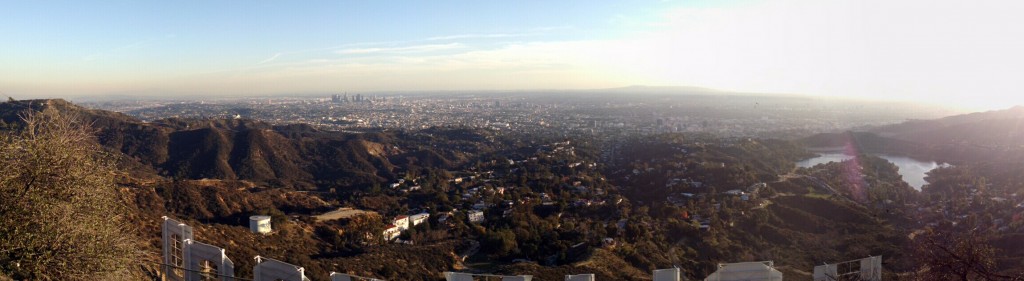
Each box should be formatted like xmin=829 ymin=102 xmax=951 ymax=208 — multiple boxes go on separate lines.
xmin=410 ymin=213 xmax=430 ymax=227
xmin=393 ymin=216 xmax=410 ymax=231
xmin=467 ymin=210 xmax=485 ymax=223
xmin=383 ymin=225 xmax=400 ymax=240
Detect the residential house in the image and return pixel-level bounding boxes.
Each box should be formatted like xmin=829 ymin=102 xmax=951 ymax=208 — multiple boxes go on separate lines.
xmin=393 ymin=215 xmax=410 ymax=231
xmin=410 ymin=213 xmax=430 ymax=227
xmin=468 ymin=210 xmax=485 ymax=223
xmin=383 ymin=225 xmax=401 ymax=240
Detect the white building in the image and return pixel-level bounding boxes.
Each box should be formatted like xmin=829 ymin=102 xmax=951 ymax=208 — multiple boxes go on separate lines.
xmin=410 ymin=213 xmax=430 ymax=227
xmin=393 ymin=215 xmax=410 ymax=231
xmin=383 ymin=225 xmax=401 ymax=241
xmin=467 ymin=210 xmax=485 ymax=223
xmin=250 ymin=216 xmax=273 ymax=234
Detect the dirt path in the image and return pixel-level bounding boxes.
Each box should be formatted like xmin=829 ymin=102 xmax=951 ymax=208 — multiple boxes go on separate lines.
xmin=453 ymin=240 xmax=481 ymax=271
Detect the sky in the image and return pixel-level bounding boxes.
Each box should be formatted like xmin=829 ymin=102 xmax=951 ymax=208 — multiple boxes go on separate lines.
xmin=2 ymin=0 xmax=1024 ymax=110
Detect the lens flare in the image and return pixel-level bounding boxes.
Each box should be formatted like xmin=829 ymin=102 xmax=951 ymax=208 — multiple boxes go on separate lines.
xmin=842 ymin=137 xmax=869 ymax=202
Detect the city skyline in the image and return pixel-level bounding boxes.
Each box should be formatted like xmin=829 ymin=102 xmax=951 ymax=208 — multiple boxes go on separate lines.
xmin=3 ymin=0 xmax=1024 ymax=111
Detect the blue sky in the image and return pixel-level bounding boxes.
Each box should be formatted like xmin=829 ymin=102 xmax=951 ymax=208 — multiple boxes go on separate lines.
xmin=1 ymin=1 xmax=690 ymax=92
xmin=3 ymin=0 xmax=1024 ymax=110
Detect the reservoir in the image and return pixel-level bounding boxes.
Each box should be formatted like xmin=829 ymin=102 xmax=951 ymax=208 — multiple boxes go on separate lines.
xmin=796 ymin=152 xmax=946 ymax=191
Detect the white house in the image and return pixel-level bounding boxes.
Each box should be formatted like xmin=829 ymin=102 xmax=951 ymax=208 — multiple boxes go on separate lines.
xmin=393 ymin=215 xmax=410 ymax=231
xmin=383 ymin=225 xmax=401 ymax=241
xmin=467 ymin=210 xmax=485 ymax=223
xmin=410 ymin=213 xmax=430 ymax=227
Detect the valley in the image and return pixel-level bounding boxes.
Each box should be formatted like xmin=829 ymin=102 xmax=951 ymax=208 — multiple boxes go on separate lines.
xmin=1 ymin=98 xmax=1022 ymax=280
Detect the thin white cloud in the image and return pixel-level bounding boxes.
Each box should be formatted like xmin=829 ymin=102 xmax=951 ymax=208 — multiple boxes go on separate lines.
xmin=81 ymin=34 xmax=175 ymax=61
xmin=252 ymin=27 xmax=562 ymax=66
xmin=335 ymin=43 xmax=467 ymax=55
xmin=258 ymin=53 xmax=282 ymax=64
xmin=82 ymin=39 xmax=150 ymax=61
xmin=426 ymin=33 xmax=528 ymax=41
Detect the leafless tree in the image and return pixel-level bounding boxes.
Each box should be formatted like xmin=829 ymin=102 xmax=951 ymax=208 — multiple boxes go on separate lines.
xmin=912 ymin=227 xmax=1023 ymax=281
xmin=0 ymin=106 xmax=143 ymax=280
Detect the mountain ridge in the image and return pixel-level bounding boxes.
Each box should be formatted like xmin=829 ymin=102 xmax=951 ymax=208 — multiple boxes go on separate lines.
xmin=0 ymin=99 xmax=479 ymax=189
xmin=799 ymin=105 xmax=1024 ymax=163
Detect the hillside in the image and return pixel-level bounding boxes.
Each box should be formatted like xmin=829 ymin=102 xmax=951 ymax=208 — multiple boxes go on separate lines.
xmin=871 ymin=106 xmax=1024 ymax=147
xmin=797 ymin=106 xmax=1024 ymax=164
xmin=795 ymin=107 xmax=1024 ymax=277
xmin=5 ymin=99 xmax=1021 ymax=280
xmin=799 ymin=131 xmax=926 ymax=155
xmin=605 ymin=134 xmax=922 ymax=279
xmin=0 ymin=99 xmax=494 ymax=190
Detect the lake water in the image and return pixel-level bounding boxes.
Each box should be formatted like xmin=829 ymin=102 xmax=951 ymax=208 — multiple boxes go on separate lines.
xmin=796 ymin=152 xmax=946 ymax=191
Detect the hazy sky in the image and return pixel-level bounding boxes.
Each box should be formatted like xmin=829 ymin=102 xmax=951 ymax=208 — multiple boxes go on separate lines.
xmin=2 ymin=0 xmax=1023 ymax=110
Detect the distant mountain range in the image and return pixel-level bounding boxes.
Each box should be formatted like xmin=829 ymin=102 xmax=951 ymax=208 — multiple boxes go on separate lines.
xmin=870 ymin=106 xmax=1024 ymax=148
xmin=802 ymin=106 xmax=1024 ymax=163
xmin=0 ymin=99 xmax=486 ymax=189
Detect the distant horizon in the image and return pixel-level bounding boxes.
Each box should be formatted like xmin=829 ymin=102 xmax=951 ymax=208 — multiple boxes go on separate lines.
xmin=5 ymin=84 xmax=1002 ymax=114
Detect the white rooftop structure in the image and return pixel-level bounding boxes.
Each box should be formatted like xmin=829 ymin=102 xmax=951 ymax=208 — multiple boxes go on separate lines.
xmin=653 ymin=268 xmax=681 ymax=281
xmin=813 ymin=256 xmax=882 ymax=281
xmin=704 ymin=261 xmax=783 ymax=281
xmin=250 ymin=215 xmax=272 ymax=234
